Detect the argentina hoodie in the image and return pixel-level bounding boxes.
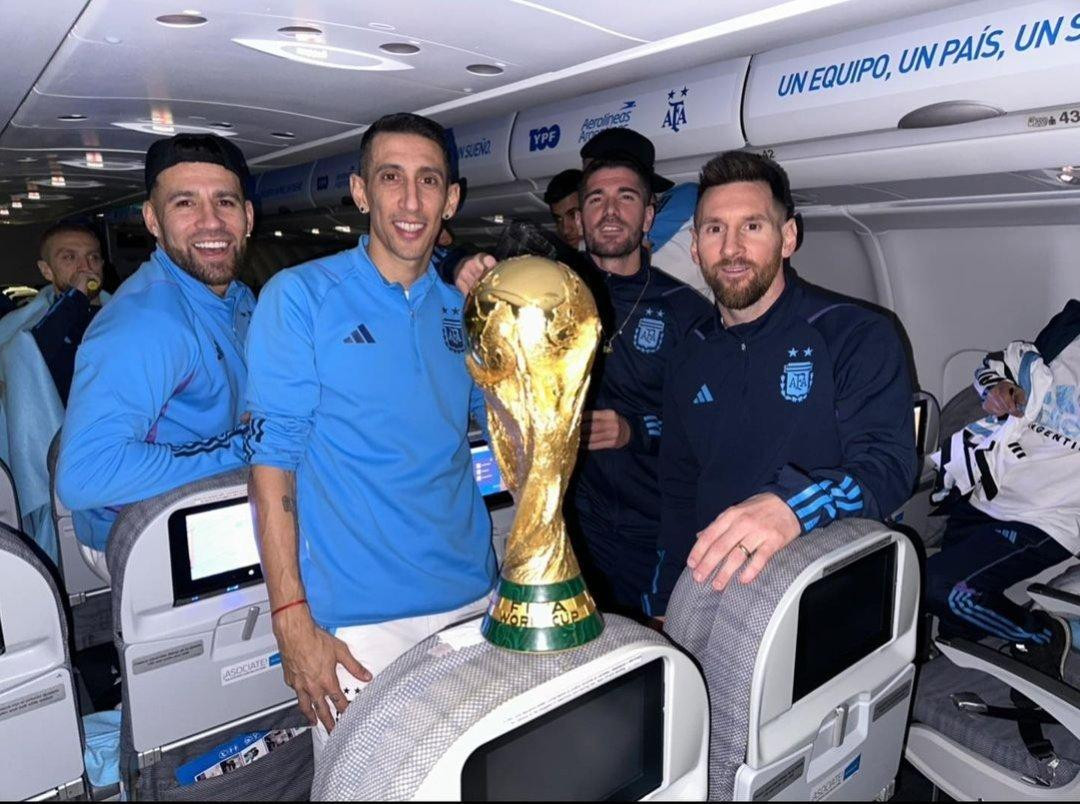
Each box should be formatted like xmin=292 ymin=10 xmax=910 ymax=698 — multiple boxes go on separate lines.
xmin=58 ymin=248 xmax=254 ymax=551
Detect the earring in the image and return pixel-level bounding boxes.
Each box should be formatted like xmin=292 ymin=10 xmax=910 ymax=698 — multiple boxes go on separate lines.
xmin=442 ymin=212 xmax=451 ymax=220
xmin=359 ymin=206 xmax=368 ymax=214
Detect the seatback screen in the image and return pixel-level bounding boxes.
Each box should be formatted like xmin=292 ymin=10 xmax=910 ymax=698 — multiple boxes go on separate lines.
xmin=168 ymin=497 xmax=263 ymax=606
xmin=461 ymin=659 xmax=663 ymax=801
xmin=793 ymin=542 xmax=896 ymax=702
xmin=470 ymin=441 xmax=513 ymax=510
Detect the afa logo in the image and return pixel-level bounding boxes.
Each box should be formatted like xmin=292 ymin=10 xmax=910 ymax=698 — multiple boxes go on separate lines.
xmin=662 ymin=86 xmax=689 ymax=133
xmin=780 ymin=354 xmax=814 ymax=402
xmin=633 ymin=309 xmax=666 ymax=354
xmin=442 ymin=306 xmax=465 ymax=353
xmin=528 ymin=125 xmax=561 ymax=152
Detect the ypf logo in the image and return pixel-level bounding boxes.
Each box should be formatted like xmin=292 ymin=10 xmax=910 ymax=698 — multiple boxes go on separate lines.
xmin=528 ymin=124 xmax=561 ymax=152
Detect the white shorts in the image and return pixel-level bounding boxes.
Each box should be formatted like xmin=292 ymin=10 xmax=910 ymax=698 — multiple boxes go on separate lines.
xmin=312 ymin=594 xmax=489 ymax=758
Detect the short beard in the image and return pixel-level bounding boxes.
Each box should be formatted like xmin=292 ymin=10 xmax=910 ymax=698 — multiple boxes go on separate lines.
xmin=167 ymin=239 xmax=246 ymax=288
xmin=704 ymin=254 xmax=782 ymax=310
xmin=584 ymin=227 xmax=641 ymax=259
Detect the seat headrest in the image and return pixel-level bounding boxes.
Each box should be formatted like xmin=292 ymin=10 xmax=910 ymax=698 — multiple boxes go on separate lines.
xmin=664 ymin=518 xmax=899 ymax=799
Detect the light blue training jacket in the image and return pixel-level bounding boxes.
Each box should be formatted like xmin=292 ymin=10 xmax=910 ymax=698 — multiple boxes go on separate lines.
xmin=58 ymin=248 xmax=254 ymax=551
xmin=244 ymin=237 xmax=496 ymax=629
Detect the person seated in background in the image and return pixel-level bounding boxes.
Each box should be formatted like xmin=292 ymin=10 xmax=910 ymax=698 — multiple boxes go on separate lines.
xmin=0 ymin=224 xmax=103 ymax=348
xmin=0 ymin=223 xmax=109 ymax=562
xmin=657 ymin=151 xmax=916 ymax=619
xmin=926 ymin=299 xmax=1080 ymax=680
xmin=57 ymin=133 xmax=256 ymax=580
xmin=29 ymin=224 xmax=108 ymax=404
xmin=543 ymin=168 xmax=583 ymax=249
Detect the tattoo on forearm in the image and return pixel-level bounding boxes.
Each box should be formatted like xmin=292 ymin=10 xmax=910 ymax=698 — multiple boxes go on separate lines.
xmin=282 ymin=495 xmax=300 ymax=531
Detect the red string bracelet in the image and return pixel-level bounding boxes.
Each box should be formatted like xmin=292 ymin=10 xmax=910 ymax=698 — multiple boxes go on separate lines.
xmin=271 ymin=598 xmax=307 ymax=618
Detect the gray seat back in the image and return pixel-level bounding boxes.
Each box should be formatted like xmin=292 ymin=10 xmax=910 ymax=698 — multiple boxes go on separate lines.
xmin=107 ymin=469 xmax=296 ymax=770
xmin=666 ymin=519 xmax=920 ymax=801
xmin=313 ymin=614 xmax=705 ymax=801
xmin=938 ymin=385 xmax=986 ymax=449
xmin=48 ymin=432 xmax=109 ymax=605
xmin=0 ymin=457 xmax=20 ymax=530
xmin=0 ymin=523 xmax=85 ymax=800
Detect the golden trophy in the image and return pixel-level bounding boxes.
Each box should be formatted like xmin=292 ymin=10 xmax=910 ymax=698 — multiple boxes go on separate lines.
xmin=465 ymin=255 xmax=604 ymax=652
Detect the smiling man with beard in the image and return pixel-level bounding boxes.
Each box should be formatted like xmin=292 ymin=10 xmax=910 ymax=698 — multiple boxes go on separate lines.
xmin=242 ymin=113 xmax=495 ymax=761
xmin=57 ymin=134 xmax=256 ymax=578
xmin=654 ymin=151 xmax=916 ymax=615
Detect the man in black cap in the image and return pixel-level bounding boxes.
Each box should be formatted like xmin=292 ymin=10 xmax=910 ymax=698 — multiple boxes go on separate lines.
xmin=543 ymin=168 xmax=583 ymax=250
xmin=582 ymin=128 xmax=710 ymax=300
xmin=57 ymin=133 xmax=256 ymax=576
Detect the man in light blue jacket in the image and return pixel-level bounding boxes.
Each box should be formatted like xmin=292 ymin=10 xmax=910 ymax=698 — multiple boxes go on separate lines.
xmin=244 ymin=113 xmax=496 ymax=760
xmin=58 ymin=134 xmax=256 ymax=578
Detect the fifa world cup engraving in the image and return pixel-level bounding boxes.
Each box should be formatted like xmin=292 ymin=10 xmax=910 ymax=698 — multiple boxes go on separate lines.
xmin=465 ymin=256 xmax=604 ymax=651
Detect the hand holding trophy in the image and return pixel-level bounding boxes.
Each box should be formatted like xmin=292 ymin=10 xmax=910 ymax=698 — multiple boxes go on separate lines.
xmin=465 ymin=255 xmax=604 ymax=652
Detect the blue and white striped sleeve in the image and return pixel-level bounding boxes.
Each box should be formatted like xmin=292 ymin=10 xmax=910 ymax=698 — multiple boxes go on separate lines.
xmin=762 ymin=316 xmax=917 ymax=534
xmin=244 ymin=272 xmax=320 ymax=470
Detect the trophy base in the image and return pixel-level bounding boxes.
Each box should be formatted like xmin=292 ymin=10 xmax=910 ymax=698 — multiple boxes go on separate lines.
xmin=481 ymin=575 xmax=604 ymax=653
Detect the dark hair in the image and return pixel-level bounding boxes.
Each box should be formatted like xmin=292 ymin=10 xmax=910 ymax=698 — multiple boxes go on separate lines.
xmin=696 ymin=151 xmax=794 ymax=223
xmin=578 ymin=157 xmax=653 ymax=206
xmin=544 ymin=168 xmax=583 ymax=205
xmin=39 ymin=222 xmax=100 ymax=260
xmin=359 ymin=112 xmax=453 ymax=180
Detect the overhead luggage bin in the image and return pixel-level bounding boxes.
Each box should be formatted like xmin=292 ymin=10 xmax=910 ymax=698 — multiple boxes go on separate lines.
xmin=448 ymin=114 xmax=517 ymax=189
xmin=309 ymin=152 xmax=361 ymax=210
xmin=510 ymin=58 xmax=749 ymax=183
xmin=253 ymin=161 xmax=315 ymax=216
xmin=743 ymin=0 xmax=1080 ymax=187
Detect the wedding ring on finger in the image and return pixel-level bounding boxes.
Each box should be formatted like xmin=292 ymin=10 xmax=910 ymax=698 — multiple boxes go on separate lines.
xmin=735 ymin=543 xmax=753 ymax=560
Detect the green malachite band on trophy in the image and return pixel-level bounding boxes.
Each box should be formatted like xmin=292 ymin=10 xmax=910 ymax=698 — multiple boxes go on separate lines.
xmin=496 ymin=576 xmax=586 ymax=603
xmin=481 ymin=610 xmax=605 ymax=653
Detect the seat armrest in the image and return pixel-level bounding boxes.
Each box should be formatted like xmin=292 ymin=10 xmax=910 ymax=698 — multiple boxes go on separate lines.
xmin=936 ymin=638 xmax=1080 ymax=739
xmin=1028 ymin=583 xmax=1080 ymax=619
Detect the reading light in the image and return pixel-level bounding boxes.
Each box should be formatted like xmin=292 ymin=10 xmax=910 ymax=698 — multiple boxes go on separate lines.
xmin=466 ymin=64 xmax=504 ymax=76
xmin=156 ymin=12 xmax=208 ymax=27
xmin=380 ymin=43 xmax=420 ymax=55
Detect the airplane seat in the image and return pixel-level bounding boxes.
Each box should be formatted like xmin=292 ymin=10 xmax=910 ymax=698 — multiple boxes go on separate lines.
xmin=890 ymin=390 xmax=941 ymax=542
xmin=47 ymin=432 xmax=111 ymax=651
xmin=937 ymin=385 xmax=986 ymax=451
xmin=0 ymin=521 xmax=86 ymax=800
xmin=108 ymin=468 xmax=312 ymax=800
xmin=313 ymin=613 xmax=709 ymax=801
xmin=665 ymin=518 xmax=920 ymax=801
xmin=0 ymin=456 xmax=21 ymax=530
xmin=906 ymin=584 xmax=1080 ymax=799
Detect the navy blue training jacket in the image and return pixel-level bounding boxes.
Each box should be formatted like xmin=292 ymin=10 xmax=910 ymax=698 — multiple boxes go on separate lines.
xmin=573 ymin=250 xmax=714 ymax=541
xmin=655 ymin=269 xmax=917 ymax=613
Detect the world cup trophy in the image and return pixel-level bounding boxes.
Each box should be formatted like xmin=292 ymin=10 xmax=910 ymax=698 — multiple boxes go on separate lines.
xmin=465 ymin=255 xmax=604 ymax=652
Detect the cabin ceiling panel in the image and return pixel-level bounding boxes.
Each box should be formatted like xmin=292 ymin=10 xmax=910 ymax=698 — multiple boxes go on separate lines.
xmin=0 ymin=1 xmax=86 ymax=134
xmin=8 ymin=92 xmax=355 ymax=150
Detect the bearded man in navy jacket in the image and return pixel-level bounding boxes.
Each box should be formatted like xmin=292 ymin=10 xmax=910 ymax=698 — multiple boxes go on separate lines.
xmin=654 ymin=152 xmax=916 ymax=614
